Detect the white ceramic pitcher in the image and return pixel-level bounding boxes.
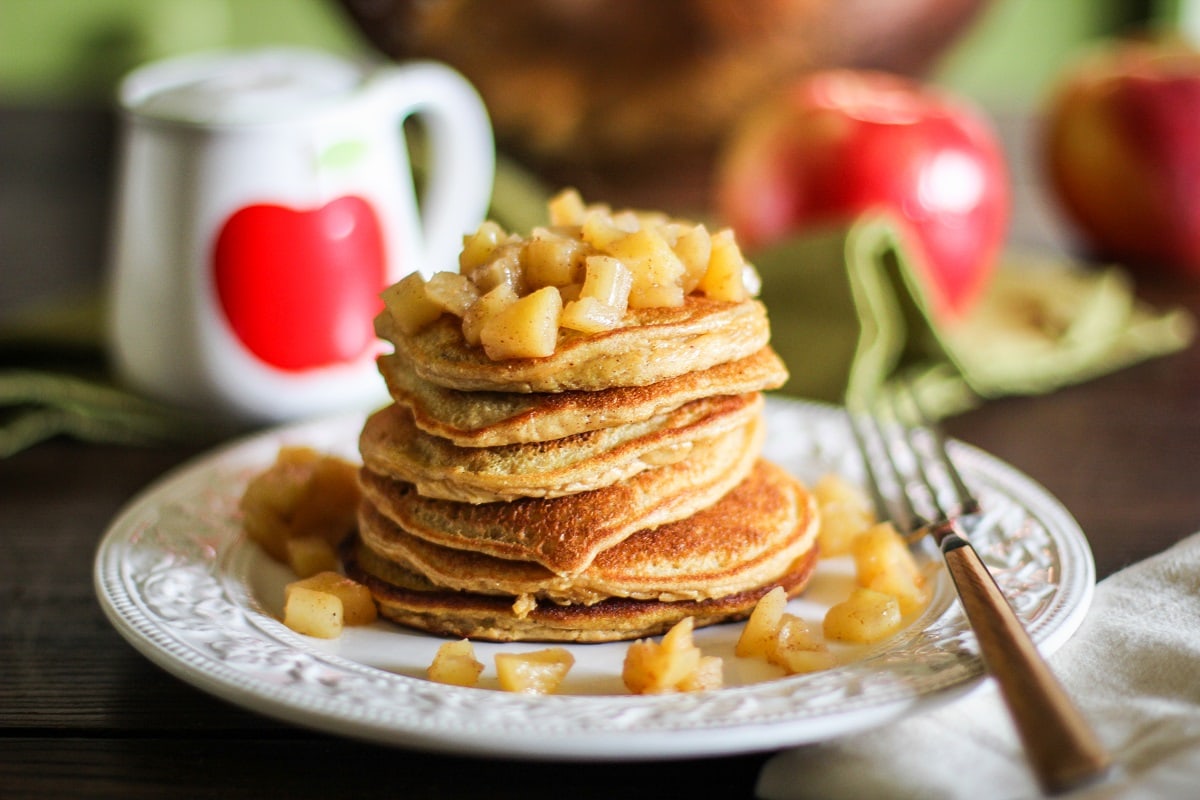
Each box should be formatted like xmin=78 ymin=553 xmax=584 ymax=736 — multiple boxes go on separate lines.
xmin=108 ymin=47 xmax=494 ymax=422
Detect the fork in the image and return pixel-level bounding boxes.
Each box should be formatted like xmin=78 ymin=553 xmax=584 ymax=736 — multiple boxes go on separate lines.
xmin=847 ymin=381 xmax=1112 ymax=796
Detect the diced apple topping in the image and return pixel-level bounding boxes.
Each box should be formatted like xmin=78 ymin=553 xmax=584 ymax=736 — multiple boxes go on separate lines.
xmin=282 ymin=572 xmax=377 ymax=639
xmin=736 ymin=587 xmax=836 ymax=675
xmin=240 ymin=446 xmax=361 ymax=574
xmin=428 ymin=639 xmax=485 ymax=687
xmin=770 ymin=615 xmax=837 ymax=674
xmin=622 ymin=617 xmax=723 ymax=694
xmin=385 ymin=189 xmax=761 ymax=359
xmin=381 ymin=272 xmax=442 ymax=335
xmin=580 ymin=255 xmax=633 ymax=309
xmin=852 ymin=522 xmax=930 ymax=616
xmin=735 ymin=584 xmax=788 ymax=659
xmin=462 ymin=283 xmax=518 ymax=346
xmin=283 ymin=586 xmax=342 ymax=639
xmin=424 ymin=271 xmax=480 ymax=317
xmin=697 ymin=228 xmax=751 ymax=303
xmin=459 ymin=220 xmax=509 ymax=273
xmin=823 ymin=587 xmax=903 ymax=643
xmin=522 ymin=228 xmax=587 ymax=288
xmin=495 ymin=648 xmax=575 ymax=694
xmin=812 ymin=473 xmax=877 ymax=558
xmin=286 ymin=571 xmax=377 ymax=626
xmin=479 ymin=285 xmax=563 ymax=360
xmin=284 ymin=535 xmax=339 ymax=579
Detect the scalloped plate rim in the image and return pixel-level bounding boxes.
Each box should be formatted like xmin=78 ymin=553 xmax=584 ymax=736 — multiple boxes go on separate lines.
xmin=93 ymin=395 xmax=1096 ymax=761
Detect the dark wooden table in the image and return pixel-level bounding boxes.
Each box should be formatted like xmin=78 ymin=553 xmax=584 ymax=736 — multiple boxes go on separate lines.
xmin=3 ymin=107 xmax=1198 ymax=799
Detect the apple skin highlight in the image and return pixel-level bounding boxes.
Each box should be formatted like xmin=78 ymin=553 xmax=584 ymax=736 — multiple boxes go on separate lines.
xmin=1045 ymin=39 xmax=1200 ymax=281
xmin=716 ymin=69 xmax=1010 ymax=321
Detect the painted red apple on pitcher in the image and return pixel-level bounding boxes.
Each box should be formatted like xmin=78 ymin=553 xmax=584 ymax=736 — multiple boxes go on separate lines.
xmin=214 ymin=195 xmax=386 ymax=372
xmin=716 ymin=69 xmax=1010 ymax=321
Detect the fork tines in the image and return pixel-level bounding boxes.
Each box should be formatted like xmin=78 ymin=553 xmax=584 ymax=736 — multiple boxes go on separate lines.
xmin=847 ymin=379 xmax=978 ymax=544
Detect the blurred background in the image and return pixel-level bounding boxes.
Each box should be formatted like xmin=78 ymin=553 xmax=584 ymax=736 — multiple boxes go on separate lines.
xmin=1 ymin=1 xmax=1184 ymax=112
xmin=0 ymin=0 xmax=1193 ymax=317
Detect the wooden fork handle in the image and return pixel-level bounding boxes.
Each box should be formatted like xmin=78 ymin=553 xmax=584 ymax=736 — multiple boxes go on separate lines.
xmin=940 ymin=532 xmax=1112 ymax=795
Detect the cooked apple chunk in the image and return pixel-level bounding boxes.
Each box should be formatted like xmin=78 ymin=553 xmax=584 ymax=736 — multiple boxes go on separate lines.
xmin=824 ymin=587 xmax=902 ymax=643
xmin=240 ymin=446 xmax=360 ymax=567
xmin=623 ymin=617 xmax=722 ymax=694
xmin=284 ymin=535 xmax=339 ymax=578
xmin=813 ymin=473 xmax=876 ymax=558
xmin=283 ymin=586 xmax=342 ymax=639
xmin=424 ymin=271 xmax=480 ymax=317
xmin=736 ymin=587 xmax=836 ymax=675
xmin=459 ymin=220 xmax=509 ymax=273
xmin=770 ymin=615 xmax=837 ymax=674
xmin=852 ymin=522 xmax=930 ymax=615
xmin=735 ymin=585 xmax=788 ymax=659
xmin=285 ymin=571 xmax=377 ymax=627
xmin=461 ymin=283 xmax=518 ymax=346
xmin=480 ymin=285 xmax=563 ymax=359
xmin=428 ymin=639 xmax=485 ymax=687
xmin=697 ymin=228 xmax=749 ymax=303
xmin=547 ymin=187 xmax=587 ymax=226
xmin=560 ymin=296 xmax=623 ymax=333
xmin=579 ymin=255 xmax=633 ymax=309
xmin=606 ymin=227 xmax=686 ymax=309
xmin=669 ymin=223 xmax=713 ymax=292
xmin=381 ymin=272 xmax=443 ymax=335
xmin=523 ymin=229 xmax=587 ymax=288
xmin=495 ymin=648 xmax=575 ymax=694
xmin=678 ymin=653 xmax=724 ymax=692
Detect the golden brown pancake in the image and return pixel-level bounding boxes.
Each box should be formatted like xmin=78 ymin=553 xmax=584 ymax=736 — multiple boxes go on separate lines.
xmin=358 ymin=413 xmax=763 ymax=576
xmin=343 ymin=537 xmax=819 ymax=643
xmin=377 ymin=345 xmax=787 ymax=447
xmin=357 ymin=460 xmax=818 ymax=605
xmin=375 ymin=296 xmax=772 ymax=393
xmin=359 ymin=392 xmax=763 ymax=503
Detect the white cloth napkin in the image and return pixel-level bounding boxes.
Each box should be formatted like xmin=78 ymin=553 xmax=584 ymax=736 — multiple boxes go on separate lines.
xmin=757 ymin=531 xmax=1200 ymax=800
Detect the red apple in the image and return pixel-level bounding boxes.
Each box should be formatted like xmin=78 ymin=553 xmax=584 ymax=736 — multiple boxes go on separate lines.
xmin=214 ymin=195 xmax=387 ymax=371
xmin=716 ymin=69 xmax=1010 ymax=320
xmin=1044 ymin=38 xmax=1200 ymax=280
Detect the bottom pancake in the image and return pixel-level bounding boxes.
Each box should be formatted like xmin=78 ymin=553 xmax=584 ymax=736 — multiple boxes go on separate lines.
xmin=343 ymin=539 xmax=819 ymax=643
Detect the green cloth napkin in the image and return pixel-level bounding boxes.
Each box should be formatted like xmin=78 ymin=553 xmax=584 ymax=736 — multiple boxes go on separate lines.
xmin=757 ymin=214 xmax=1195 ymax=415
xmin=1 ymin=165 xmax=1193 ymax=456
xmin=0 ymin=293 xmax=222 ymax=457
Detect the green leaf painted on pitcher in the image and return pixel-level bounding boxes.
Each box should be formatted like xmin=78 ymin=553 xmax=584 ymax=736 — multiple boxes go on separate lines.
xmin=320 ymin=140 xmax=367 ymax=170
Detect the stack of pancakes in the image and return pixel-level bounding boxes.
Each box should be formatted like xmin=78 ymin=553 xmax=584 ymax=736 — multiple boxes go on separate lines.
xmin=346 ymin=296 xmax=820 ymax=642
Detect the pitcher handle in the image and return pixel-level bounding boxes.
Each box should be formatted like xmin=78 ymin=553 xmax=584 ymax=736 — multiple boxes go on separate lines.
xmin=361 ymin=61 xmax=495 ymax=278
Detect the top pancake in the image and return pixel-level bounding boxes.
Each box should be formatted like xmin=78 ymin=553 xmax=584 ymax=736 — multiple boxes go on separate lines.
xmin=375 ymin=295 xmax=772 ymax=393
xmin=377 ymin=345 xmax=786 ymax=447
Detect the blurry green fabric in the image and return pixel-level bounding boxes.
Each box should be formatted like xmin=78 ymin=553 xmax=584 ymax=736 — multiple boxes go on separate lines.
xmin=758 ymin=214 xmax=1195 ymax=415
xmin=0 ymin=294 xmax=216 ymax=457
xmin=1 ymin=165 xmax=1194 ymax=456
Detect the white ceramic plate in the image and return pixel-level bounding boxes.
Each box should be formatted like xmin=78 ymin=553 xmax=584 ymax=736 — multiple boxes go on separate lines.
xmin=94 ymin=396 xmax=1095 ymax=760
